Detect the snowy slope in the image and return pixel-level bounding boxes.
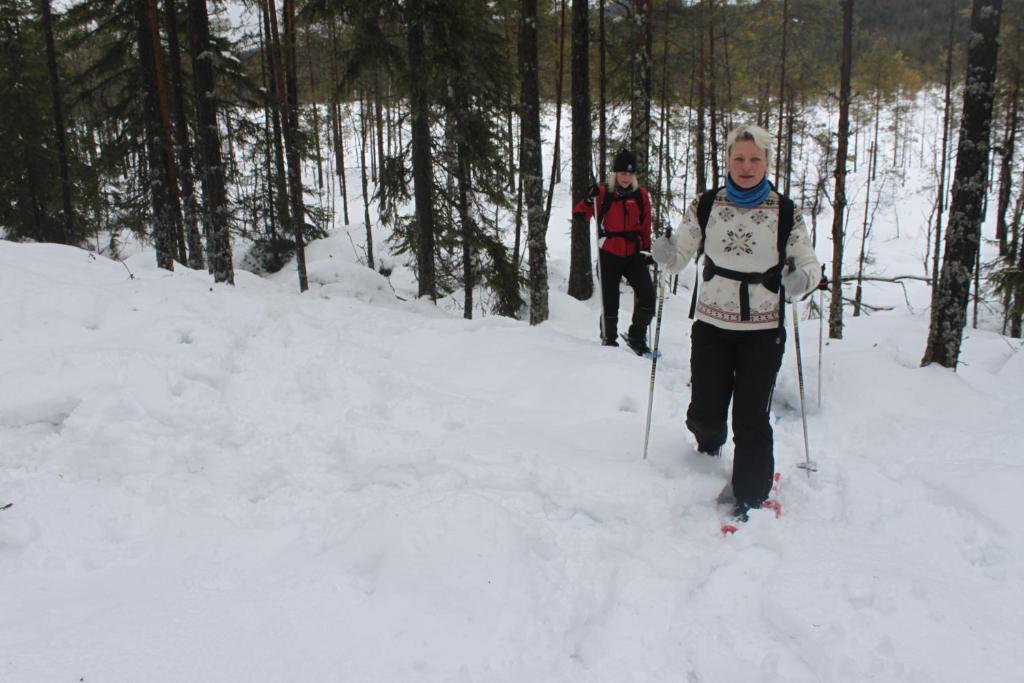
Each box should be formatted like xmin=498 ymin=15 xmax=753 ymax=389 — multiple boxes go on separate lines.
xmin=1 ymin=229 xmax=1022 ymax=681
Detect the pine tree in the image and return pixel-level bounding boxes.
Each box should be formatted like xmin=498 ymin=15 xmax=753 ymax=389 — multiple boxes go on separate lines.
xmin=0 ymin=0 xmax=63 ymax=243
xmin=133 ymin=0 xmax=181 ymax=270
xmin=829 ymin=0 xmax=854 ymax=340
xmin=186 ymin=0 xmax=233 ymax=283
xmin=40 ymin=0 xmax=75 ymax=244
xmin=630 ymin=0 xmax=652 ymax=175
xmin=407 ymin=2 xmax=438 ymax=301
xmin=162 ymin=0 xmax=204 ymax=270
xmin=282 ymin=0 xmax=309 ymax=291
xmin=567 ymin=0 xmax=593 ymax=301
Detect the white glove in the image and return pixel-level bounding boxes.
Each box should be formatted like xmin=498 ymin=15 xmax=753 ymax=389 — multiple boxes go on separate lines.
xmin=781 ymin=264 xmax=812 ymax=298
xmin=651 ymin=235 xmax=677 ymax=269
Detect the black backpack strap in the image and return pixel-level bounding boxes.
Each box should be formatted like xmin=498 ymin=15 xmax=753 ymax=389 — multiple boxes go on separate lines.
xmin=595 ymin=185 xmax=616 ymax=236
xmin=776 ymin=194 xmax=795 ymax=328
xmin=696 ymin=188 xmax=720 ymax=243
xmin=689 ymin=188 xmax=722 ymax=319
xmin=777 ymin=195 xmax=794 ymax=259
xmin=636 ymin=188 xmax=648 ymax=236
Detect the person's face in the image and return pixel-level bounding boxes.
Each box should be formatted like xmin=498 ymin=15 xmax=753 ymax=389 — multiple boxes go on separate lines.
xmin=728 ymin=139 xmax=768 ymax=189
xmin=615 ymin=171 xmax=635 ymax=188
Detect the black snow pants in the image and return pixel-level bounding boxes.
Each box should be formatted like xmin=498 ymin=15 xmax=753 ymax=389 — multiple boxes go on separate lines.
xmin=598 ymin=249 xmax=656 ymax=342
xmin=686 ymin=320 xmax=786 ymax=507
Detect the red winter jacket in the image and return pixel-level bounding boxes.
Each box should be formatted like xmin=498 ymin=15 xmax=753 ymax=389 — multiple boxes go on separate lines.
xmin=573 ymin=184 xmax=652 ymax=257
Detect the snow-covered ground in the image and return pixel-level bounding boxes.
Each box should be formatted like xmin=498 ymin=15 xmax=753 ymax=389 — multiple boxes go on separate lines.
xmin=3 ymin=98 xmax=1024 ymax=680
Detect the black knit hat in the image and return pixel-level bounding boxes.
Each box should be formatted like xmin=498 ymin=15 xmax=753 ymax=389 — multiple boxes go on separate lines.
xmin=612 ymin=149 xmax=637 ymax=173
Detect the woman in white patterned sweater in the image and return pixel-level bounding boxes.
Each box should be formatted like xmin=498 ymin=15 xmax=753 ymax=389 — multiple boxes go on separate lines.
xmin=652 ymin=124 xmax=821 ymax=519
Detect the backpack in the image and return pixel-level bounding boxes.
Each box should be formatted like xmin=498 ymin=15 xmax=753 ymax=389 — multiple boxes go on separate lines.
xmin=688 ymin=187 xmax=795 ymax=328
xmin=596 ymin=185 xmax=647 ymax=250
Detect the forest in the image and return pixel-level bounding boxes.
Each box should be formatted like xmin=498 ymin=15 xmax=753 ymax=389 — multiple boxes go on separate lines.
xmin=2 ymin=0 xmax=1022 ymax=366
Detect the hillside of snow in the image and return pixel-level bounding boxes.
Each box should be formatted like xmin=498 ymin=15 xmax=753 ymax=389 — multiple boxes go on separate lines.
xmin=4 ymin=87 xmax=1024 ymax=680
xmin=2 ymin=218 xmax=1022 ymax=681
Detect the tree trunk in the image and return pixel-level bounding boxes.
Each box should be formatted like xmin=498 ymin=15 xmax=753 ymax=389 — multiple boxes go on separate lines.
xmin=151 ymin=0 xmax=185 ymax=263
xmin=630 ymin=0 xmax=652 ymax=175
xmin=281 ymin=0 xmax=309 ymax=292
xmin=358 ymin=91 xmax=375 ymax=270
xmin=186 ymin=0 xmax=233 ymax=283
xmin=543 ymin=0 xmax=566 ymax=227
xmin=133 ymin=0 xmax=180 ymax=271
xmin=373 ymin=74 xmax=386 ymax=191
xmin=1009 ymin=189 xmax=1024 ymax=337
xmin=599 ymin=0 xmax=607 ymax=179
xmin=329 ymin=18 xmax=349 ymax=226
xmin=513 ymin=132 xmax=524 ymax=267
xmin=163 ymin=0 xmax=204 ymax=269
xmin=854 ymin=97 xmax=880 ymax=317
xmin=408 ymin=7 xmax=437 ymax=300
xmin=40 ymin=0 xmax=74 ymax=245
xmin=456 ymin=141 xmax=474 ymax=319
xmin=520 ymin=0 xmax=548 ymax=324
xmin=655 ymin=18 xmax=670 ymax=235
xmin=261 ymin=0 xmax=292 ymax=239
xmin=829 ymin=0 xmax=854 ymax=339
xmin=922 ymin=0 xmax=1003 ymax=368
xmin=259 ymin=16 xmax=277 ymax=239
xmin=784 ymin=87 xmax=795 ymax=195
xmin=995 ymin=41 xmax=1020 ymax=257
xmin=775 ymin=0 xmax=789 ymax=186
xmin=568 ymin=0 xmax=593 ymax=301
xmin=695 ymin=18 xmax=707 ymax=194
xmin=304 ymin=23 xmax=324 ymax=192
xmin=706 ymin=0 xmax=719 ymax=188
xmin=931 ymin=0 xmax=957 ymax=295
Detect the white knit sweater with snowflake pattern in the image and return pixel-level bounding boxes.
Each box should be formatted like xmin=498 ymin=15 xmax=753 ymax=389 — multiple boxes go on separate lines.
xmin=663 ymin=188 xmax=822 ymax=332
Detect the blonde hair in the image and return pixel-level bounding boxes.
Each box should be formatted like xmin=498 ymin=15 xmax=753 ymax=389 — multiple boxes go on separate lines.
xmin=726 ymin=124 xmax=772 ymax=170
xmin=607 ymin=172 xmax=639 ymax=191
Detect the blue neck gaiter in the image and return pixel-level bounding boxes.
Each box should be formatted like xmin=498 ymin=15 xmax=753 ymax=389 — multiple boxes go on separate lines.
xmin=725 ymin=174 xmax=772 ymax=208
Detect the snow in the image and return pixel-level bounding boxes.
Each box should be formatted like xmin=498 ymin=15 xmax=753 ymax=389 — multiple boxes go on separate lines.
xmin=3 ymin=104 xmax=1024 ymax=680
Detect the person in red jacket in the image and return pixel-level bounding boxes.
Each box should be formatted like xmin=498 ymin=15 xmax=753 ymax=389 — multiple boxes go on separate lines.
xmin=573 ymin=149 xmax=655 ymax=354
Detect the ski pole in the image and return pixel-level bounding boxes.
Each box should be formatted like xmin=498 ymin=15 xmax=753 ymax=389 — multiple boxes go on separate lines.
xmin=792 ymin=300 xmax=817 ymax=473
xmin=589 ymin=176 xmax=609 ymax=342
xmin=642 ymin=269 xmax=667 ymax=460
xmin=818 ymin=286 xmax=824 ymax=410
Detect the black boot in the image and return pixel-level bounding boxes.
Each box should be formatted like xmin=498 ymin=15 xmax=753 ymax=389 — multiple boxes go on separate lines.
xmin=600 ymin=316 xmax=618 ymax=346
xmin=731 ymin=497 xmax=765 ymax=523
xmin=626 ymin=322 xmax=651 ymax=356
xmin=697 ymin=444 xmax=722 ymax=457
